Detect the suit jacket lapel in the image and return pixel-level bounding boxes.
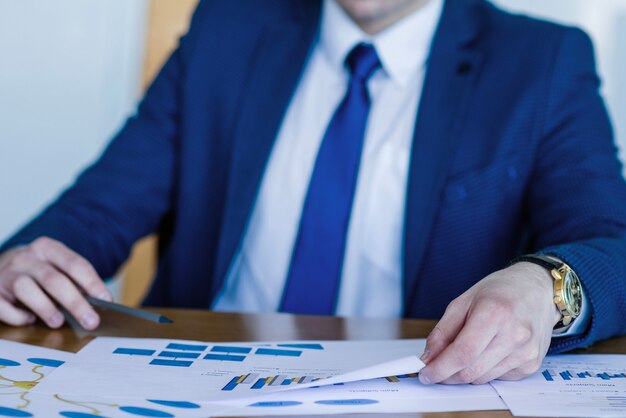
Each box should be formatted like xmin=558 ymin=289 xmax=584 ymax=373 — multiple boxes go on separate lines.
xmin=403 ymin=0 xmax=486 ymax=314
xmin=211 ymin=3 xmax=321 ymax=298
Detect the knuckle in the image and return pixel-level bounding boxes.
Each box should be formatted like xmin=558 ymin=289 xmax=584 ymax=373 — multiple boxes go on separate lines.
xmin=64 ymin=256 xmax=85 ymax=274
xmin=427 ymin=326 xmax=443 ymax=344
xmin=32 ymin=237 xmax=53 ymax=252
xmin=9 ymin=251 xmax=34 ymax=269
xmin=12 ymin=275 xmax=31 ymax=294
xmin=38 ymin=269 xmax=61 ymax=288
xmin=65 ymin=256 xmax=95 ymax=284
xmin=458 ymin=366 xmax=481 ymax=383
xmin=454 ymin=342 xmax=480 ymax=365
xmin=446 ymin=298 xmax=463 ymax=313
xmin=511 ymin=325 xmax=532 ymax=344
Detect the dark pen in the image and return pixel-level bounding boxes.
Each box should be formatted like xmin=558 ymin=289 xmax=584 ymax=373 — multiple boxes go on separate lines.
xmin=86 ymin=295 xmax=173 ymax=324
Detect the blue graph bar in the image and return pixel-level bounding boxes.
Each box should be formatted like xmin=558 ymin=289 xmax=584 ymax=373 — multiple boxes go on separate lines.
xmin=203 ymin=353 xmax=246 ymax=362
xmin=560 ymin=371 xmax=571 ymax=380
xmin=113 ymin=348 xmax=156 ymax=356
xmin=599 ymin=373 xmax=610 ymax=380
xmin=542 ymin=370 xmax=553 ymax=381
xmin=166 ymin=343 xmax=208 ymax=351
xmin=252 ymin=378 xmax=266 ymax=389
xmin=210 ymin=346 xmax=252 ymax=354
xmin=255 ymin=348 xmax=302 ymax=357
xmin=277 ymin=343 xmax=324 ymax=350
xmin=158 ymin=351 xmax=200 ymax=359
xmin=282 ymin=379 xmax=291 ymax=385
xmin=149 ymin=359 xmax=193 ymax=367
xmin=222 ymin=376 xmax=240 ymax=391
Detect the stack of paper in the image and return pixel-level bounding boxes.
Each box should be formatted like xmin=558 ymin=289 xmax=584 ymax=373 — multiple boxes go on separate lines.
xmin=1 ymin=337 xmax=624 ymax=417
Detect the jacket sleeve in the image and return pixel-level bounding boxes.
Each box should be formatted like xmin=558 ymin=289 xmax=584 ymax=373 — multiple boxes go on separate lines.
xmin=0 ymin=2 xmax=209 ymax=279
xmin=526 ymin=27 xmax=626 ymax=353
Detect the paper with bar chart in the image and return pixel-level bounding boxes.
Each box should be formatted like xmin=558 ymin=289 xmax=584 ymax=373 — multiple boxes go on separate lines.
xmin=32 ymin=337 xmax=427 ymax=403
xmin=217 ymin=369 xmax=505 ymax=416
xmin=490 ymin=354 xmax=626 ymax=417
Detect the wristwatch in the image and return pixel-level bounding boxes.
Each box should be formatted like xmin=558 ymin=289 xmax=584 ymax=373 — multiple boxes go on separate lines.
xmin=513 ymin=254 xmax=583 ymax=332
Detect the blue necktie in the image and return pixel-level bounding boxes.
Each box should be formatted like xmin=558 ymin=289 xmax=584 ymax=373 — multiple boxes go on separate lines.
xmin=280 ymin=43 xmax=381 ymax=315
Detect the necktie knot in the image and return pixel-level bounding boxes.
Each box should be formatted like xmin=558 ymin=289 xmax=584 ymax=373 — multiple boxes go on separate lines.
xmin=345 ymin=43 xmax=381 ymax=83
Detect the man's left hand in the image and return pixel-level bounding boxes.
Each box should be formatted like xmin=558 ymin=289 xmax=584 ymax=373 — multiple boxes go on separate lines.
xmin=418 ymin=262 xmax=561 ymax=385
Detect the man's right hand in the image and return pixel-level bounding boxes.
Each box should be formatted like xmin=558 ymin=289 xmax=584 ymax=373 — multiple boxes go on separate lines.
xmin=0 ymin=237 xmax=111 ymax=330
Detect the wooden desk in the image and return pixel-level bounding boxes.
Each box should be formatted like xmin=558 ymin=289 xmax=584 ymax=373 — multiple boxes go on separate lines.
xmin=1 ymin=308 xmax=625 ymax=418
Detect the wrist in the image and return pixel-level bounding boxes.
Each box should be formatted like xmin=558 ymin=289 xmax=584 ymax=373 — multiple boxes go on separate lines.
xmin=513 ymin=261 xmax=562 ymax=326
xmin=511 ymin=254 xmax=583 ymax=332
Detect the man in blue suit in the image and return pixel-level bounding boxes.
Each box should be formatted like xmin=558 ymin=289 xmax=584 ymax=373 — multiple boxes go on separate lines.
xmin=1 ymin=0 xmax=625 ymax=385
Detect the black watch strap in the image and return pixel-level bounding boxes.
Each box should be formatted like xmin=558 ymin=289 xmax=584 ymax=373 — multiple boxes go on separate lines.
xmin=511 ymin=254 xmax=562 ymax=271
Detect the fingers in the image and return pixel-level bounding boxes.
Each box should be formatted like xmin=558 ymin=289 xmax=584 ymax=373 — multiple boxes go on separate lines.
xmin=31 ymin=237 xmax=111 ymax=301
xmin=12 ymin=275 xmax=65 ymax=328
xmin=0 ymin=297 xmax=36 ymax=326
xmin=479 ymin=341 xmax=544 ymax=383
xmin=498 ymin=359 xmax=543 ymax=381
xmin=421 ymin=298 xmax=469 ymax=363
xmin=28 ymin=259 xmax=100 ymax=330
xmin=0 ymin=238 xmax=107 ymax=330
xmin=441 ymin=335 xmax=512 ymax=385
xmin=419 ymin=299 xmax=507 ymax=384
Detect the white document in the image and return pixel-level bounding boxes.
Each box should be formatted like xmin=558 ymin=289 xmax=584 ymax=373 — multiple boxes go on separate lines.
xmin=0 ymin=339 xmax=230 ymax=417
xmin=33 ymin=337 xmax=428 ymax=403
xmin=0 ymin=391 xmax=230 ymax=418
xmin=215 ymin=372 xmax=506 ymax=416
xmin=0 ymin=339 xmax=72 ymax=412
xmin=490 ymin=354 xmax=626 ymax=417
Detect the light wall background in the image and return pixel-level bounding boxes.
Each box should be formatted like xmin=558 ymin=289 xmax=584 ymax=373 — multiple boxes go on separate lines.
xmin=0 ymin=0 xmax=148 ymax=242
xmin=1 ymin=0 xmax=625 ymax=292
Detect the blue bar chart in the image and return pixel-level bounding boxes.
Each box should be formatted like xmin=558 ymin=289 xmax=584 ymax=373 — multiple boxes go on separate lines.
xmin=222 ymin=373 xmax=322 ymax=391
xmin=111 ymin=342 xmax=324 ymax=368
xmin=542 ymin=369 xmax=626 ymax=381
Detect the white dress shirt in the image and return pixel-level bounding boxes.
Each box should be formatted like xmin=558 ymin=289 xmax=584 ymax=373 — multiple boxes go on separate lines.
xmin=213 ymin=0 xmax=589 ymax=335
xmin=213 ymin=0 xmax=443 ymax=318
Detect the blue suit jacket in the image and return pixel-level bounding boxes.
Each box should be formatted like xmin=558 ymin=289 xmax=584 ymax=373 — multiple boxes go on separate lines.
xmin=3 ymin=0 xmax=626 ymax=353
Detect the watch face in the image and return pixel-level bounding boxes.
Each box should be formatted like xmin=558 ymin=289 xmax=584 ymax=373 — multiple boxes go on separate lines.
xmin=563 ymin=271 xmax=582 ymax=317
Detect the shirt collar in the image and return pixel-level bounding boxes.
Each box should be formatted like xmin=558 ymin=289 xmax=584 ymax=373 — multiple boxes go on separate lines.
xmin=320 ymin=0 xmax=444 ymax=87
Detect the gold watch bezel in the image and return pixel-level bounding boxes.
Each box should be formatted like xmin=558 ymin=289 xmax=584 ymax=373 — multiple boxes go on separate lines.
xmin=550 ymin=264 xmax=582 ymax=327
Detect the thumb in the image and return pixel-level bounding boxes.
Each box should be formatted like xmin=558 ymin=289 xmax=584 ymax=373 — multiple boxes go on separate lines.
xmin=421 ymin=298 xmax=469 ymax=363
